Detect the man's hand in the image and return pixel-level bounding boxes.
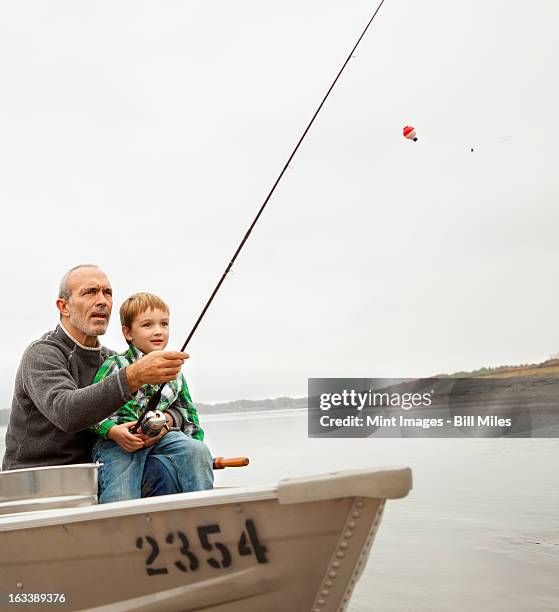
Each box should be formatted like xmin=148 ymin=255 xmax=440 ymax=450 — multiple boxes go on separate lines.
xmin=107 ymin=422 xmax=145 ymax=452
xmin=125 ymin=350 xmax=189 ymax=392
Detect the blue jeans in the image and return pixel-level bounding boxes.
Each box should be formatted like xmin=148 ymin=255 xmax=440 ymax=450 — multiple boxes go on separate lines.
xmin=92 ymin=432 xmax=214 ymax=504
xmin=141 ymin=456 xmax=179 ymax=497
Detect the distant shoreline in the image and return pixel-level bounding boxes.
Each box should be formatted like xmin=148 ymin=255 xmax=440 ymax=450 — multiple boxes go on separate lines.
xmin=0 ymin=398 xmax=308 ymax=426
xmin=196 ymin=397 xmax=307 ymax=416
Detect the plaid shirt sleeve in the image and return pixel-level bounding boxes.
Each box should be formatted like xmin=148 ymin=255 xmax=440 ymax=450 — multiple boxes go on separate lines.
xmin=167 ymin=373 xmax=204 ymax=441
xmin=89 ymin=356 xmax=123 ymax=439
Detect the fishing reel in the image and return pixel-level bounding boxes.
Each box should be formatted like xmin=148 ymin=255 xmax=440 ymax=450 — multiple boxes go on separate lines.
xmin=139 ymin=410 xmax=167 ymax=437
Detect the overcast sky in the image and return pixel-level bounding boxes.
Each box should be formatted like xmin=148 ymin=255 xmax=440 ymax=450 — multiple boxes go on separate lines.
xmin=0 ymin=1 xmax=557 ymax=405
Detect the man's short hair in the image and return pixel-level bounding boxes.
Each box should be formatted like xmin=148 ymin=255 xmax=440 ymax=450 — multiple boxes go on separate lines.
xmin=120 ymin=293 xmax=170 ymax=329
xmin=58 ymin=264 xmax=100 ymax=300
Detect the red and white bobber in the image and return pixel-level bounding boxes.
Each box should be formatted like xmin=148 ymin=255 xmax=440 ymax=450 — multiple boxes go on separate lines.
xmin=403 ymin=125 xmax=418 ymax=142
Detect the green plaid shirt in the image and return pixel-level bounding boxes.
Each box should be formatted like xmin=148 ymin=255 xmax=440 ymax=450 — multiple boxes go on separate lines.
xmin=90 ymin=344 xmax=204 ymax=441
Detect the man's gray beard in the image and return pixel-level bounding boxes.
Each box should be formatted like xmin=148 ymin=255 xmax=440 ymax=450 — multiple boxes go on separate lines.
xmin=68 ymin=311 xmax=108 ymax=337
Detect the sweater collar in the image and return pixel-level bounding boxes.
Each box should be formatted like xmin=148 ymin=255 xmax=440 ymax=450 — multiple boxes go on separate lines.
xmin=58 ymin=323 xmax=103 ymax=352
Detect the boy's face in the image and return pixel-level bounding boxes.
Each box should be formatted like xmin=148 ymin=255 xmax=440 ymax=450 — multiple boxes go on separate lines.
xmin=123 ymin=308 xmax=170 ymax=354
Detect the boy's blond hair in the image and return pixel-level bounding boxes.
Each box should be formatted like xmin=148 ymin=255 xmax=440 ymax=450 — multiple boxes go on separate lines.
xmin=120 ymin=292 xmax=170 ymax=329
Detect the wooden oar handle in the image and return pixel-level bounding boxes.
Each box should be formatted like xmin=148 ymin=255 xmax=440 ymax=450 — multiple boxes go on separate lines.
xmin=213 ymin=456 xmax=250 ymax=470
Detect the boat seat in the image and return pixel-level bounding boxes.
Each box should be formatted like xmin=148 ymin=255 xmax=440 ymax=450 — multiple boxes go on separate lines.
xmin=0 ymin=463 xmax=99 ymax=515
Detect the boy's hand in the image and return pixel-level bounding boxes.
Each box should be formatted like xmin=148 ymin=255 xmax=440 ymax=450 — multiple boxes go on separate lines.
xmin=137 ymin=412 xmax=175 ymax=448
xmin=125 ymin=350 xmax=190 ymax=392
xmin=137 ymin=429 xmax=165 ymax=448
xmin=107 ymin=422 xmax=145 ymax=452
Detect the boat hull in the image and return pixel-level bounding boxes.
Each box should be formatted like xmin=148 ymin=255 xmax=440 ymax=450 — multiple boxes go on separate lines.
xmin=0 ymin=467 xmax=412 ymax=611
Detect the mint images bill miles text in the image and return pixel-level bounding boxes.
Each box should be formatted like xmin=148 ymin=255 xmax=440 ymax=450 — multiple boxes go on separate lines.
xmin=319 ymin=415 xmax=513 ymax=429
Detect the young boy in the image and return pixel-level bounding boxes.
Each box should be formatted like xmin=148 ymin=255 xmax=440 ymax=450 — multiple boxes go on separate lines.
xmin=91 ymin=292 xmax=214 ymax=503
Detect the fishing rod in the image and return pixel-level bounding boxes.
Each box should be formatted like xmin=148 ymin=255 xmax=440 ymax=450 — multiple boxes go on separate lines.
xmin=132 ymin=0 xmax=388 ymax=433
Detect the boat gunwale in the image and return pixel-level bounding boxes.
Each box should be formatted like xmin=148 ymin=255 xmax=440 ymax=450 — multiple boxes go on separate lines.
xmin=0 ymin=466 xmax=412 ymax=532
xmin=0 ymin=484 xmax=280 ymax=531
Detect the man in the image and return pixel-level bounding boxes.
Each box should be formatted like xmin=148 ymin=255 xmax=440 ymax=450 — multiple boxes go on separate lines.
xmin=2 ymin=264 xmax=187 ymax=496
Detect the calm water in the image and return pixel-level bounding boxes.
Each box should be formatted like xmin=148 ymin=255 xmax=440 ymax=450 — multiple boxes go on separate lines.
xmin=2 ymin=413 xmax=558 ymax=611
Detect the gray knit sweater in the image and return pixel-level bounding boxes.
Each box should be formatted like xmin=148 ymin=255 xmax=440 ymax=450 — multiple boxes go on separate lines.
xmin=2 ymin=325 xmax=132 ymax=470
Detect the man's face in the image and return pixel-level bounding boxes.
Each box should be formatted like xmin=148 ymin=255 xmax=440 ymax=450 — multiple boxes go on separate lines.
xmin=59 ymin=268 xmax=113 ymax=341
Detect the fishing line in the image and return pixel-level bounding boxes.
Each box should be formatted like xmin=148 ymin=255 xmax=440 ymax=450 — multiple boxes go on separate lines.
xmin=133 ymin=0 xmax=388 ymax=430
